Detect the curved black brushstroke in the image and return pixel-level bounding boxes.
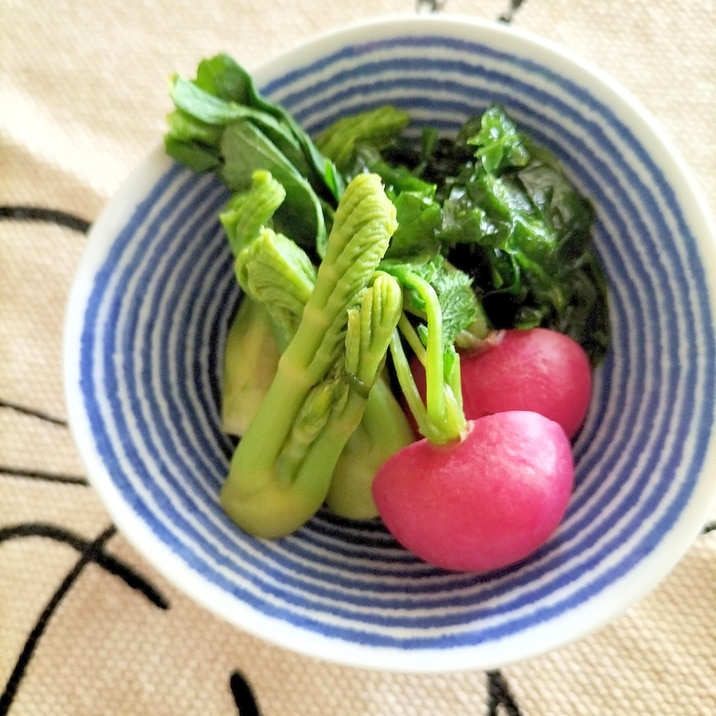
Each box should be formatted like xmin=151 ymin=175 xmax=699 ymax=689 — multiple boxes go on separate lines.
xmin=1 ymin=201 xmax=85 ymax=489
xmin=0 ymin=397 xmax=86 ymax=484
xmin=0 ymin=523 xmax=169 ymax=608
xmin=703 ymin=521 xmax=716 ymax=535
xmin=0 ymin=398 xmax=68 ymax=426
xmin=0 ymin=523 xmax=169 ymax=712
xmin=0 ymin=205 xmax=91 ymax=234
xmin=0 ymin=526 xmax=114 ymax=712
xmin=416 ymin=0 xmax=447 ymax=12
xmin=499 ymin=0 xmax=527 ymax=23
xmin=230 ymin=671 xmax=261 ymax=716
xmin=0 ymin=465 xmax=88 ymax=486
xmin=487 ymin=670 xmax=522 ymax=716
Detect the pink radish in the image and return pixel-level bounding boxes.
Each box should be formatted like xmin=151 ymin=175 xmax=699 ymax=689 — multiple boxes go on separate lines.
xmin=412 ymin=328 xmax=592 ymax=438
xmin=372 ymin=410 xmax=574 ymax=572
xmin=381 ymin=272 xmax=577 ymax=572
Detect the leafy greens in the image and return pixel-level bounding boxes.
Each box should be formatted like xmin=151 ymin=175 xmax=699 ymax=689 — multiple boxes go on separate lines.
xmin=164 ymin=53 xmax=611 ymax=536
xmin=332 ymin=104 xmax=610 ymax=364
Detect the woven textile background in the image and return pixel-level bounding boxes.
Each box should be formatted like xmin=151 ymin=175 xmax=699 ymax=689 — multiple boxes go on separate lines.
xmin=1 ymin=1 xmax=715 ymax=714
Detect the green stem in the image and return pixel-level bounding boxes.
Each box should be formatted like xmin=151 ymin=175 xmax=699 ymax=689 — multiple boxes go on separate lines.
xmin=389 ymin=329 xmax=438 ymax=442
xmin=327 ymin=376 xmax=414 ymax=519
xmin=389 ymin=274 xmax=466 ymax=444
xmin=403 ymin=274 xmax=447 ymax=430
xmin=397 ymin=313 xmax=426 ymax=363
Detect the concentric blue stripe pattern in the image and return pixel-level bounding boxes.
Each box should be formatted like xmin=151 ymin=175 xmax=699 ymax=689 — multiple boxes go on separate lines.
xmin=73 ymin=21 xmax=715 ymax=667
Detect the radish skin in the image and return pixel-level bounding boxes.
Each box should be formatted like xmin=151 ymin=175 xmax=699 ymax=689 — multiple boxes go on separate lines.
xmin=372 ymin=410 xmax=574 ymax=572
xmin=412 ymin=328 xmax=592 ymax=438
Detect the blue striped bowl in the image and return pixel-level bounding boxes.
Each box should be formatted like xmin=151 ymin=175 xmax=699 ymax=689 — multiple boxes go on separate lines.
xmin=64 ymin=15 xmax=716 ymax=671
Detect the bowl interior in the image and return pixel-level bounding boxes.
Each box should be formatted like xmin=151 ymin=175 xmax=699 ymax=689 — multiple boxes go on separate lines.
xmin=64 ymin=15 xmax=716 ymax=672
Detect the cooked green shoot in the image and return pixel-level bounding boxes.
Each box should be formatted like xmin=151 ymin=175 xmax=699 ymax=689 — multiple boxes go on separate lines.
xmin=220 ymin=174 xmax=401 ymax=537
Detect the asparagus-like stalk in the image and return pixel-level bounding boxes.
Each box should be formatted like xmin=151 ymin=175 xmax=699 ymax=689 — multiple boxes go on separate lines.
xmin=220 ymin=173 xmax=399 ymax=537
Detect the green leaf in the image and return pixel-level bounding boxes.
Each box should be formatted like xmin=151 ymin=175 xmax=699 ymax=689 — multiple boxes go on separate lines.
xmin=165 ymin=109 xmax=223 ymax=146
xmin=468 ymin=104 xmax=531 ymax=175
xmin=163 ymin=136 xmax=222 ymax=173
xmin=316 ymin=105 xmax=410 ymax=173
xmin=194 ymin=53 xmax=251 ymax=100
xmin=219 ymin=170 xmax=286 ymax=255
xmin=235 ymin=227 xmax=317 ymax=347
xmin=220 ymin=121 xmax=327 ymax=252
xmin=381 ymin=256 xmax=484 ymax=349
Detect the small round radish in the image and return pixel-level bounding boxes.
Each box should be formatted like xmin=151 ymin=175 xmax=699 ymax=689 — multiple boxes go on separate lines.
xmin=412 ymin=328 xmax=592 ymax=438
xmin=372 ymin=410 xmax=574 ymax=573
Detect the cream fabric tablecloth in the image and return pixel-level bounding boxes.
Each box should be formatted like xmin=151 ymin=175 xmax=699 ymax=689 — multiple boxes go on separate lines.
xmin=2 ymin=1 xmax=715 ymax=714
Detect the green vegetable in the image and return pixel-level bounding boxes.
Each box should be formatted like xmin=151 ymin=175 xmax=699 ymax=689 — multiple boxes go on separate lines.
xmin=219 ymin=171 xmax=414 ymax=518
xmin=218 ymin=170 xmax=313 ymax=438
xmin=221 ymin=297 xmax=280 ymax=436
xmin=315 ymin=105 xmax=410 ymax=173
xmin=165 ymin=53 xmax=344 ymax=256
xmin=383 ymin=255 xmax=491 ymax=350
xmin=220 ymin=169 xmax=286 ymax=255
xmin=168 ymin=54 xmax=344 ymax=201
xmin=167 ymin=57 xmax=607 ymax=363
xmin=164 ymin=55 xmax=611 ymax=538
xmin=325 ymin=375 xmax=414 ymax=520
xmin=220 ymin=173 xmax=401 ymax=537
xmin=330 ymin=104 xmax=610 ymax=365
xmin=469 ymin=103 xmax=531 ymax=174
xmin=235 ymin=227 xmax=317 ymax=350
xmin=387 ymin=267 xmax=467 ymax=445
xmin=448 ymin=108 xmax=609 ymax=364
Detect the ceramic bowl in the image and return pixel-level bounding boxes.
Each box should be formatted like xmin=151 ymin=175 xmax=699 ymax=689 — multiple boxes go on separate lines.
xmin=64 ymin=14 xmax=716 ymax=672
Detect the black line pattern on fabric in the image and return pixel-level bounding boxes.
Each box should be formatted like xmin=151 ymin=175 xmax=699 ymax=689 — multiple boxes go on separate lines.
xmin=416 ymin=0 xmax=526 ymax=17
xmin=0 ymin=523 xmax=170 ymax=609
xmin=0 ymin=465 xmax=89 ymax=486
xmin=0 ymin=205 xmax=91 ymax=233
xmin=1 ymin=203 xmax=89 ymax=488
xmin=499 ymin=0 xmax=527 ymax=23
xmin=230 ymin=671 xmax=262 ymax=715
xmin=0 ymin=521 xmax=173 ymax=711
xmin=487 ymin=670 xmax=523 ymax=716
xmin=0 ymin=399 xmax=68 ymax=426
xmin=0 ymin=524 xmax=170 ymax=712
xmin=416 ymin=0 xmax=447 ymax=12
xmin=0 ymin=204 xmax=180 ymax=713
